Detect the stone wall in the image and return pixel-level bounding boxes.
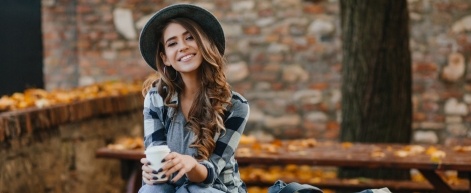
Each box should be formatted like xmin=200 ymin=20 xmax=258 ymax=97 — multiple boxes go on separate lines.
xmin=0 ymin=94 xmax=144 ymax=193
xmin=40 ymin=0 xmax=471 ymax=144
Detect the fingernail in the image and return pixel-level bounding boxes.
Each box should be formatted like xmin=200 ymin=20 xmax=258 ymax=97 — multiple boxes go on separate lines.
xmin=157 ymin=168 xmax=163 ymax=173
xmin=152 ymin=176 xmax=158 ymax=180
xmin=161 ymin=174 xmax=166 ymax=178
xmin=170 ymin=180 xmax=174 ymax=183
xmin=152 ymin=170 xmax=158 ymax=174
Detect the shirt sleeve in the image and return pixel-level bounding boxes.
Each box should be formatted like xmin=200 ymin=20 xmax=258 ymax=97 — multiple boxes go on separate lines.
xmin=198 ymin=160 xmax=217 ymax=186
xmin=143 ymin=87 xmax=168 ymax=148
xmin=201 ymin=93 xmax=250 ymax=187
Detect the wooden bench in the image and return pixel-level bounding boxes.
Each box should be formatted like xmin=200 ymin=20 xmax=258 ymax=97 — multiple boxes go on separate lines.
xmin=96 ymin=140 xmax=471 ymax=193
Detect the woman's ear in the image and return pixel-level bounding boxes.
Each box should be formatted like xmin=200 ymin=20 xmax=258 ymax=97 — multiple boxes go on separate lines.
xmin=160 ymin=52 xmax=170 ymax=66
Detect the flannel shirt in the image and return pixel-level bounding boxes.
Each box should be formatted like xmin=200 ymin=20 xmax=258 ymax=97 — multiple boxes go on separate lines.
xmin=143 ymin=87 xmax=249 ymax=193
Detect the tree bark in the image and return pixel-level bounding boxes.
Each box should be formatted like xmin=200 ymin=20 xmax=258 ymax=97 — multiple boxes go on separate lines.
xmin=339 ymin=0 xmax=412 ymax=180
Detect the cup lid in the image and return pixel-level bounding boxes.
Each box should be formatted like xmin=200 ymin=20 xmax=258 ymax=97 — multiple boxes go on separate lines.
xmin=145 ymin=145 xmax=170 ymax=154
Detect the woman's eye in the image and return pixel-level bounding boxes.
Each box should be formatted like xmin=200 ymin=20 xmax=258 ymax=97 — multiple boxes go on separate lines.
xmin=167 ymin=42 xmax=176 ymax=47
xmin=186 ymin=35 xmax=194 ymax=40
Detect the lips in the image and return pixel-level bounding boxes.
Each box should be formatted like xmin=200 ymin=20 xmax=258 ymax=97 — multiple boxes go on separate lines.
xmin=178 ymin=54 xmax=196 ymax=62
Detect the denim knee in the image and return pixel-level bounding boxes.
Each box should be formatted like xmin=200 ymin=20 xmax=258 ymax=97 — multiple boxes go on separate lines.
xmin=138 ymin=183 xmax=176 ymax=193
xmin=176 ymin=184 xmax=225 ymax=193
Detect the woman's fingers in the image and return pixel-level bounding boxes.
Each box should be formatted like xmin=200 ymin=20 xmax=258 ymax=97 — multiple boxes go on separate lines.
xmin=152 ymin=153 xmax=197 ymax=183
xmin=142 ymin=171 xmax=153 ymax=185
xmin=170 ymin=168 xmax=186 ymax=183
xmin=162 ymin=155 xmax=181 ymax=177
xmin=141 ymin=164 xmax=155 ymax=173
xmin=162 ymin=152 xmax=178 ymax=163
xmin=142 ymin=170 xmax=168 ymax=185
xmin=141 ymin=157 xmax=170 ymax=185
xmin=164 ymin=155 xmax=198 ymax=183
xmin=164 ymin=162 xmax=183 ymax=177
xmin=142 ymin=170 xmax=153 ymax=180
xmin=140 ymin=157 xmax=149 ymax=165
xmin=161 ymin=152 xmax=180 ymax=170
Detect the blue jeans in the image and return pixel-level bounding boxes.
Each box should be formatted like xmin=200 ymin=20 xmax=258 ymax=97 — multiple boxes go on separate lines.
xmin=138 ymin=183 xmax=225 ymax=193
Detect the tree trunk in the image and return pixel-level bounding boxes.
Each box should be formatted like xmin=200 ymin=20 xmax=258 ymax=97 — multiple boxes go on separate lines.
xmin=339 ymin=0 xmax=412 ymax=180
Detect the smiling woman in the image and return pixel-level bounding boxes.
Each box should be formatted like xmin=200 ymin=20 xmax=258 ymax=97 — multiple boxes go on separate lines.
xmin=137 ymin=4 xmax=250 ymax=193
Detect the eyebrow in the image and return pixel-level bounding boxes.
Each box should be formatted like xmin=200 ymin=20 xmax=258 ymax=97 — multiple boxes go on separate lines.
xmin=164 ymin=30 xmax=190 ymax=45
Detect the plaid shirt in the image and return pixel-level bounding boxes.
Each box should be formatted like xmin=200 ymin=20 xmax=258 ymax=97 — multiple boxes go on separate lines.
xmin=143 ymin=87 xmax=249 ymax=193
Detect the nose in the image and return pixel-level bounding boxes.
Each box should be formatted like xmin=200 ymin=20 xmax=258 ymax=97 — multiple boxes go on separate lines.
xmin=179 ymin=41 xmax=189 ymax=52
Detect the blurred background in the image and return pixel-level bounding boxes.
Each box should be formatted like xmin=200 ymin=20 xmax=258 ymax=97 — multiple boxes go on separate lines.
xmin=1 ymin=0 xmax=471 ymax=192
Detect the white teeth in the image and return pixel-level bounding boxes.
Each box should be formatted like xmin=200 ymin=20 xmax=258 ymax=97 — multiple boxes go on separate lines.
xmin=180 ymin=54 xmax=194 ymax=62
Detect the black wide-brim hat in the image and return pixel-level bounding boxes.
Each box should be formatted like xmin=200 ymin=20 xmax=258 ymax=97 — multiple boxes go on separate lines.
xmin=139 ymin=4 xmax=225 ymax=71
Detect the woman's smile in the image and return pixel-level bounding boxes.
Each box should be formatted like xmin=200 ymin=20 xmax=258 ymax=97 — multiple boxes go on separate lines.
xmin=179 ymin=54 xmax=196 ymax=62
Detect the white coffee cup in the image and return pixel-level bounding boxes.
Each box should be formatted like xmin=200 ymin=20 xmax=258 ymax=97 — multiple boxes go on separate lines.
xmin=145 ymin=145 xmax=171 ymax=182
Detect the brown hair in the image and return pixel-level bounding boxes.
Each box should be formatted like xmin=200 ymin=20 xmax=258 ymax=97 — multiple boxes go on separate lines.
xmin=142 ymin=18 xmax=231 ymax=160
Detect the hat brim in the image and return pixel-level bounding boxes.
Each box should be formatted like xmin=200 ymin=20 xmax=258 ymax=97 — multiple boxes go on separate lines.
xmin=139 ymin=4 xmax=225 ymax=71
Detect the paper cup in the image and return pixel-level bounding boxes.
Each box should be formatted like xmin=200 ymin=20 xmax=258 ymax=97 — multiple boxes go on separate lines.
xmin=145 ymin=145 xmax=171 ymax=182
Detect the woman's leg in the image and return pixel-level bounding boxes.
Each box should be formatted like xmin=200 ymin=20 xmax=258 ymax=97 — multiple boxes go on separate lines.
xmin=138 ymin=183 xmax=176 ymax=193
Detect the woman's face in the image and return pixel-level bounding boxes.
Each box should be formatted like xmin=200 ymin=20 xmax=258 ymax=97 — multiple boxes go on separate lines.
xmin=160 ymin=22 xmax=203 ymax=76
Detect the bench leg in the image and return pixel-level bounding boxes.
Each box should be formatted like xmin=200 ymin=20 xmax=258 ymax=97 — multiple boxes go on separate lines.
xmin=468 ymin=172 xmax=470 ymax=193
xmin=120 ymin=160 xmax=142 ymax=193
xmin=127 ymin=165 xmax=142 ymax=193
xmin=418 ymin=169 xmax=453 ymax=193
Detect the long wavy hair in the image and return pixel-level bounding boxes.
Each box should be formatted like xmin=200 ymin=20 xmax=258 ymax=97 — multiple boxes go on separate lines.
xmin=142 ymin=18 xmax=232 ymax=160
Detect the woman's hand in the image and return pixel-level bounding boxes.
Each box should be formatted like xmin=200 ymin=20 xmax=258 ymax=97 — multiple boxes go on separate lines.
xmin=140 ymin=157 xmax=165 ymax=185
xmin=161 ymin=152 xmax=198 ymax=183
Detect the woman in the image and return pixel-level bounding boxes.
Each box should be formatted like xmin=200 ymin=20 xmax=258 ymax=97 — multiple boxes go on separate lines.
xmin=138 ymin=4 xmax=249 ymax=193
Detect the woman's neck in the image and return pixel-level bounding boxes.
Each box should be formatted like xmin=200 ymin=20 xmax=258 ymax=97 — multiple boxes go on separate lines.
xmin=180 ymin=73 xmax=200 ymax=120
xmin=180 ymin=73 xmax=200 ymax=98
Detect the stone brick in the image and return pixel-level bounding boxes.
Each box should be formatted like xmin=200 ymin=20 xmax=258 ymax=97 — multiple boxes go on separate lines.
xmin=303 ymin=4 xmax=325 ymax=14
xmin=280 ymin=127 xmax=305 ymax=139
xmin=264 ymin=114 xmax=301 ymax=128
xmin=445 ymin=116 xmax=462 ymax=123
xmin=232 ymin=1 xmax=255 ymax=12
xmin=421 ymin=101 xmax=439 ymax=112
xmin=77 ymin=5 xmax=92 ymax=14
xmin=226 ymin=61 xmax=249 ymax=82
xmin=413 ymin=62 xmax=438 ymax=74
xmin=444 ymin=98 xmax=468 ymax=115
xmin=419 ymin=122 xmax=446 ymax=130
xmin=307 ymin=18 xmax=335 ymax=37
xmin=113 ymin=8 xmax=137 ymax=40
xmin=445 ymin=137 xmax=471 ymax=146
xmin=282 ymin=64 xmax=308 ymax=83
xmin=269 ymin=82 xmax=283 ymax=91
xmin=243 ymin=25 xmax=260 ymax=35
xmin=323 ymin=121 xmax=340 ymax=140
xmin=293 ymin=90 xmax=322 ymax=105
xmin=309 ymin=83 xmax=328 ymax=90
xmin=441 ymin=53 xmax=465 ymax=82
xmin=413 ymin=130 xmax=439 ymax=144
xmin=451 ymin=15 xmax=471 ymax=33
xmin=447 ymin=123 xmax=469 ymax=137
xmin=103 ymin=32 xmax=119 ymax=40
xmin=413 ymin=112 xmax=426 ymax=122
